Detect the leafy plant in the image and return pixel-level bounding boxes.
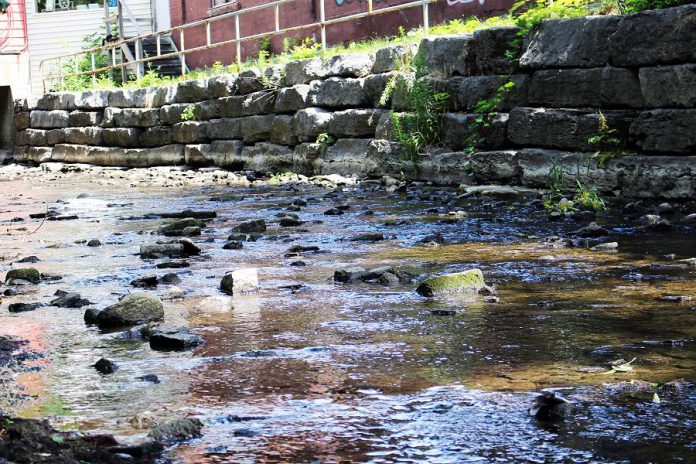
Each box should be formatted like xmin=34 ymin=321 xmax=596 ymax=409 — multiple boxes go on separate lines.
xmin=574 ymin=181 xmax=607 ymax=212
xmin=180 ymin=104 xmax=198 ymax=122
xmin=316 ymin=133 xmax=336 ymax=147
xmin=619 ymin=0 xmax=688 ymax=13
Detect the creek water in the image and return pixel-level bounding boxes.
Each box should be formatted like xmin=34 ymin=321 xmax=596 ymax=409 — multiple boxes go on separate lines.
xmin=0 ymin=166 xmax=694 ymax=463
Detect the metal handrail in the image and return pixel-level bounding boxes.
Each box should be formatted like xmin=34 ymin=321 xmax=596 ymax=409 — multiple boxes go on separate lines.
xmin=40 ymin=0 xmax=439 ymax=92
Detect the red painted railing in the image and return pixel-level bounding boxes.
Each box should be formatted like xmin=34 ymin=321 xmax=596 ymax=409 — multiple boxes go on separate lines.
xmin=0 ymin=0 xmax=28 ymax=54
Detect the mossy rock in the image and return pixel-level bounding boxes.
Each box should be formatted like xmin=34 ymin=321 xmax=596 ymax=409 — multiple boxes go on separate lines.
xmin=159 ymin=218 xmax=204 ymax=234
xmin=416 ymin=269 xmax=491 ymax=297
xmin=5 ymin=268 xmax=41 ymax=284
xmin=97 ymin=292 xmax=164 ymax=329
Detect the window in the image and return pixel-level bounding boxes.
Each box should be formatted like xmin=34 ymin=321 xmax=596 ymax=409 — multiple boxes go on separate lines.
xmin=211 ymin=0 xmax=236 ymax=9
xmin=36 ymin=0 xmax=105 ymax=13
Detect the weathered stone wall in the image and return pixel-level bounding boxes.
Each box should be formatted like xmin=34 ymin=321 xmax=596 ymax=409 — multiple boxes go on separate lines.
xmin=12 ymin=4 xmax=696 ymax=198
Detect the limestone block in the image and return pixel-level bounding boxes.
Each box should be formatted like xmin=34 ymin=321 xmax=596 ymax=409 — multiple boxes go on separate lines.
xmin=293 ymin=108 xmax=332 ymax=143
xmin=312 ymin=77 xmax=369 ymax=108
xmin=270 ymin=115 xmax=298 ymax=146
xmin=328 ymin=109 xmax=386 ymax=137
xmin=68 ymin=110 xmax=103 ymax=127
xmin=206 ymin=118 xmax=243 ymax=140
xmin=639 ymin=64 xmax=696 ymax=108
xmin=103 ymin=128 xmax=142 ymax=147
xmin=274 ymin=85 xmax=312 ymax=113
xmin=240 ymin=115 xmax=275 ymax=143
xmin=30 ymin=110 xmax=69 ymax=129
xmin=629 ymin=109 xmax=696 ymax=154
xmin=173 ymin=122 xmax=209 ymax=143
xmin=528 ymin=67 xmax=644 ymax=108
xmin=520 ymin=15 xmax=620 ymax=69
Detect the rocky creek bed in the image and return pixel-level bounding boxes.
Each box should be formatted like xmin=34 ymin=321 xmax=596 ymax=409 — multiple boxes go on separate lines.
xmin=0 ymin=163 xmax=694 ymax=463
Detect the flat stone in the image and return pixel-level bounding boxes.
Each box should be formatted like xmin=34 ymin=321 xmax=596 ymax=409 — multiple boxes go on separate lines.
xmin=149 ymin=326 xmax=204 ymax=351
xmin=328 ymin=109 xmax=385 ymax=137
xmin=416 ymin=269 xmax=493 ymax=297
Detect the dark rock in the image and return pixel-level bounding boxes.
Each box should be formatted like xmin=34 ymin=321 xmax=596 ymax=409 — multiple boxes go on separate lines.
xmin=279 ymin=218 xmax=303 ymax=227
xmin=8 ymin=302 xmax=42 ymax=313
xmin=16 ymin=256 xmax=40 ymax=263
xmin=156 ymin=260 xmax=190 ymax=269
xmin=640 ymin=214 xmax=672 ymax=231
xmin=84 ymin=307 xmax=101 ymax=325
xmin=93 ymin=357 xmax=118 ymax=374
xmin=223 ymin=240 xmax=243 ymax=250
xmin=572 ymin=222 xmax=609 ymax=237
xmin=148 ymin=418 xmax=204 ymax=444
xmin=157 ymin=210 xmax=217 ymax=220
xmin=528 ymin=391 xmax=573 ymax=421
xmin=137 ymin=374 xmax=161 ymax=384
xmin=131 ymin=276 xmax=159 ymax=288
xmin=220 ymin=269 xmax=258 ymax=295
xmin=149 ymin=326 xmax=204 ymax=351
xmin=159 ymin=218 xmax=204 ymax=236
xmin=350 ymin=233 xmax=384 ymax=242
xmin=324 ymin=207 xmax=344 ymax=216
xmin=158 ymin=273 xmax=181 ymax=285
xmin=379 ymin=272 xmax=400 ymax=286
xmin=290 ymin=260 xmax=306 ymax=267
xmin=51 ymin=291 xmax=90 ymax=308
xmin=228 ymin=233 xmax=259 ymax=242
xmin=87 ymin=239 xmax=101 ymax=247
xmin=334 ymin=267 xmax=366 ymax=283
xmin=232 ymin=219 xmax=266 ymax=234
xmin=430 ymin=309 xmax=457 ymax=316
xmin=286 ymin=245 xmax=320 ymax=254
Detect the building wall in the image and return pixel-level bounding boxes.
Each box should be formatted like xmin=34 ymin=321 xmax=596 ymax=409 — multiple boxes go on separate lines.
xmin=25 ymin=0 xmax=154 ymax=95
xmin=170 ymin=0 xmax=514 ymax=70
xmin=0 ymin=53 xmax=31 ymax=99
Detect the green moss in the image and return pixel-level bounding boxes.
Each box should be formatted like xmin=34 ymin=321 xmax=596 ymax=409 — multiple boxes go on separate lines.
xmin=416 ymin=269 xmax=487 ymax=297
xmin=159 ymin=218 xmax=203 ymax=233
xmin=5 ymin=268 xmax=41 ymax=284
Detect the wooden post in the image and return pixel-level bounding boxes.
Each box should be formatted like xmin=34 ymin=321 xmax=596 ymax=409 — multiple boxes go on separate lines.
xmin=180 ymin=29 xmax=186 ymax=78
xmin=91 ymin=53 xmax=97 ymax=84
xmin=235 ymin=14 xmax=241 ymax=69
xmin=319 ymin=0 xmax=326 ymax=51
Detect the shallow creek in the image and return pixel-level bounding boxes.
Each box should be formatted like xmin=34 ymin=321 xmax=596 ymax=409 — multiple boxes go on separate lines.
xmin=0 ymin=166 xmax=694 ymax=463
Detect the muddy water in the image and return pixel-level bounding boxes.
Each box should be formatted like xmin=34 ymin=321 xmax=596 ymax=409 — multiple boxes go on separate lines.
xmin=0 ymin=166 xmax=695 ymax=463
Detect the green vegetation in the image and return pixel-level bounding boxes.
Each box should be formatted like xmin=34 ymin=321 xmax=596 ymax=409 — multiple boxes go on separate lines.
xmin=180 ymin=104 xmax=198 ymax=122
xmin=316 ymin=133 xmax=336 ymax=147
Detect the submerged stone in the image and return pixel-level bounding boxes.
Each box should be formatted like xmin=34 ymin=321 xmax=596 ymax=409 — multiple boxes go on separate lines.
xmin=149 ymin=326 xmax=204 ymax=351
xmin=416 ymin=269 xmax=493 ymax=297
xmin=93 ymin=357 xmax=118 ymax=374
xmin=148 ymin=418 xmax=204 ymax=444
xmin=232 ymin=219 xmax=266 ymax=234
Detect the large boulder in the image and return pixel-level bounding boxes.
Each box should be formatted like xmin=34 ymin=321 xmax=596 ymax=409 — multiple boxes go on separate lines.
xmin=140 ymin=127 xmax=173 ymax=147
xmin=149 ymin=325 xmax=204 ymax=351
xmin=5 ymin=268 xmax=41 ymax=284
xmin=324 ymin=53 xmax=375 ymax=78
xmin=458 ymin=75 xmax=530 ymax=112
xmin=418 ymin=35 xmax=475 ymax=77
xmin=96 ymin=293 xmax=164 ymax=329
xmin=30 ymin=110 xmax=69 ymax=129
xmin=174 ymin=79 xmax=208 ymax=103
xmin=35 ymin=93 xmax=75 ymax=110
xmin=63 ymin=127 xmax=104 ymax=145
xmin=207 ymin=75 xmax=237 ymax=99
xmin=327 ymin=109 xmax=385 ymax=137
xmin=68 ymin=111 xmax=102 ymax=127
xmin=471 ymin=27 xmax=523 ymax=75
xmin=373 ymin=44 xmax=418 ymax=74
xmin=172 ymin=122 xmax=209 ymax=143
xmin=113 ymin=109 xmax=159 ymax=127
xmin=220 ymin=91 xmax=275 ymax=118
xmin=293 ymin=108 xmax=332 ymax=142
xmin=416 ymin=269 xmax=493 ymax=297
xmin=270 ymin=115 xmax=298 ymax=145
xmin=274 ymin=85 xmax=312 ymax=113
xmin=206 ymin=118 xmax=242 ymax=140
xmin=441 ymin=112 xmax=509 ymax=151
xmin=220 ymin=268 xmax=259 ymax=295
xmin=284 ymin=58 xmax=326 ymax=86
xmin=240 ymin=115 xmax=275 ymax=143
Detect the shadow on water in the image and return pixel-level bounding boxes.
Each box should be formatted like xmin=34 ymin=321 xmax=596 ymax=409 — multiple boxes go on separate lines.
xmin=0 ymin=170 xmax=694 ymax=462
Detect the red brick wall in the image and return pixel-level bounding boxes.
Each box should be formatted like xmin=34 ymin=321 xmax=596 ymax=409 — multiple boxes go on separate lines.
xmin=170 ymin=0 xmax=515 ymax=70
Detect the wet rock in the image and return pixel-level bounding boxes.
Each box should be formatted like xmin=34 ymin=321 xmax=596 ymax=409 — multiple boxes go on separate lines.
xmin=658 ymin=379 xmax=691 ymax=395
xmin=279 ymin=217 xmax=303 ymax=227
xmin=16 ymin=256 xmax=40 ymax=263
xmin=148 ymin=418 xmax=204 ymax=444
xmin=590 ymin=242 xmax=618 ymax=251
xmin=93 ymin=357 xmax=118 ymax=374
xmin=149 ymin=325 xmax=204 ymax=351
xmin=228 ymin=233 xmax=259 ymax=242
xmin=430 ymin=309 xmax=457 ymax=316
xmin=84 ymin=307 xmax=101 ymax=325
xmin=324 ymin=207 xmax=344 ymax=216
xmin=5 ymin=268 xmax=41 ymax=284
xmin=416 ymin=269 xmax=494 ymax=297
xmin=232 ymin=219 xmax=266 ymax=234
xmin=656 ymin=295 xmax=693 ymax=303
xmin=220 ymin=268 xmax=259 ymax=295
xmin=180 ymin=226 xmax=201 ymax=237
xmin=286 ymin=245 xmax=320 ymax=254
xmin=158 ymin=273 xmax=181 ymax=285
xmin=137 ymin=374 xmax=161 ymax=384
xmin=528 ymin=391 xmax=573 ymax=421
xmin=606 ymin=380 xmax=655 ymax=395
xmin=290 ymin=261 xmax=306 ymax=267
xmin=140 ymin=239 xmax=201 ymax=259
xmin=156 ymin=260 xmax=191 ymax=269
xmin=159 ymin=218 xmax=204 ymax=236
xmin=350 ymin=233 xmax=385 ymax=242
xmin=8 ymin=302 xmax=42 ymax=313
xmin=158 ymin=210 xmax=217 ymax=220
xmin=131 ymin=276 xmax=159 ymax=288
xmin=379 ymin=272 xmax=400 ymax=286
xmin=223 ymin=240 xmax=243 ymax=250
xmin=334 ymin=266 xmax=366 ymax=283
xmin=87 ymin=239 xmax=101 ymax=247
xmin=640 ymin=214 xmax=672 ymax=231
xmin=51 ymin=290 xmax=90 ymax=308
xmin=572 ymin=222 xmax=609 ymax=237
xmin=97 ymin=293 xmax=165 ymax=329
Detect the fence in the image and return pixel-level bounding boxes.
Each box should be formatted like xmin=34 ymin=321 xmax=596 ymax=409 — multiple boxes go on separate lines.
xmin=39 ymin=0 xmax=441 ymax=92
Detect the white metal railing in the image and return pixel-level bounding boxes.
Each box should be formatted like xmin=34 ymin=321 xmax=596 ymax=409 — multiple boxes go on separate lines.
xmin=40 ymin=0 xmax=440 ymax=92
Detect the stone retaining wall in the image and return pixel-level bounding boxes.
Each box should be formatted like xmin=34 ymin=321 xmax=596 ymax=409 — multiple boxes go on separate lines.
xmin=12 ymin=4 xmax=696 ymax=198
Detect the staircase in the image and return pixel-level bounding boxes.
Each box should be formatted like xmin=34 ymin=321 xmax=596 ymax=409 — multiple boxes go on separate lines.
xmin=124 ymin=34 xmax=186 ymax=78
